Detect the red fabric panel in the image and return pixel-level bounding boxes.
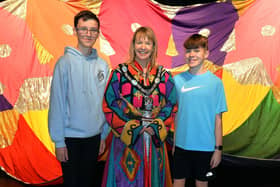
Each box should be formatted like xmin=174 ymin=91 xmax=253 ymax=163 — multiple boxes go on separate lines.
xmin=0 ymin=115 xmax=62 ymax=185
xmin=99 ymin=0 xmax=172 ymax=68
xmin=0 ymin=8 xmax=51 ymax=105
xmin=224 ymin=0 xmax=280 ymax=84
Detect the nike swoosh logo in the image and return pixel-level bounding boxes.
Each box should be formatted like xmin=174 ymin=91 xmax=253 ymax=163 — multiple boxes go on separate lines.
xmin=181 ymin=86 xmax=201 ymax=93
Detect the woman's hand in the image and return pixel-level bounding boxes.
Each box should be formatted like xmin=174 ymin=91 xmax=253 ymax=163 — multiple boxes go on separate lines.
xmin=145 ymin=126 xmax=155 ymax=136
xmin=140 ymin=126 xmax=155 ymax=136
xmin=99 ymin=140 xmax=106 ymax=155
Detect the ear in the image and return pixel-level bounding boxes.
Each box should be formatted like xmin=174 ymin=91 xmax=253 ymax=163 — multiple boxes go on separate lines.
xmin=73 ymin=27 xmax=77 ymax=36
xmin=205 ymin=50 xmax=209 ymax=58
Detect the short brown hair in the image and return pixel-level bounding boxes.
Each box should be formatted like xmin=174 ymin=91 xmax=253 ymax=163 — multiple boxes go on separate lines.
xmin=74 ymin=10 xmax=100 ymax=29
xmin=184 ymin=34 xmax=208 ymax=50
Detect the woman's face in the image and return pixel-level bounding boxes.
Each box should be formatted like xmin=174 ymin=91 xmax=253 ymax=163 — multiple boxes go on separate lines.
xmin=134 ymin=36 xmax=154 ymax=64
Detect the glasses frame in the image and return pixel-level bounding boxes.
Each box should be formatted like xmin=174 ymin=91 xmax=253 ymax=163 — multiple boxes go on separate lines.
xmin=76 ymin=27 xmax=99 ymax=35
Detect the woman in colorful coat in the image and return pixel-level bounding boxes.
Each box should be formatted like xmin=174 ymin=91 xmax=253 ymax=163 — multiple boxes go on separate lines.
xmin=102 ymin=26 xmax=177 ymax=187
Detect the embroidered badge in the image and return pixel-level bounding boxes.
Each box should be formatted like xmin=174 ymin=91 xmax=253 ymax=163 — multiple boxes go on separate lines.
xmin=97 ymin=70 xmax=104 ymax=81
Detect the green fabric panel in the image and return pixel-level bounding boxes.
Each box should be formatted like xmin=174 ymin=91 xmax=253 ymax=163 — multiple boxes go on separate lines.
xmin=151 ymin=144 xmax=161 ymax=186
xmin=223 ymin=90 xmax=280 ymax=158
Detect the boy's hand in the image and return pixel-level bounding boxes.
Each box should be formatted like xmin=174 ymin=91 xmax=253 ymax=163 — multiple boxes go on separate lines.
xmin=210 ymin=150 xmax=222 ymax=168
xmin=55 ymin=147 xmax=68 ymax=162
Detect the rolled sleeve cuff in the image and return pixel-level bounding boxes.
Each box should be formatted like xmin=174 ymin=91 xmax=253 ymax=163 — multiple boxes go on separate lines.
xmin=55 ymin=140 xmax=66 ymax=148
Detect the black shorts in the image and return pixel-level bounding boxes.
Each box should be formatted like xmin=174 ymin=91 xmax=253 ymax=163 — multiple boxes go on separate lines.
xmin=173 ymin=147 xmax=214 ymax=181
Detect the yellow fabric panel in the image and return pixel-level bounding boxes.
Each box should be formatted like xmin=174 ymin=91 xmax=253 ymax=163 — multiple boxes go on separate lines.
xmin=232 ymin=0 xmax=256 ymax=16
xmin=22 ymin=110 xmax=55 ymax=155
xmin=33 ymin=37 xmax=54 ymax=64
xmin=166 ymin=34 xmax=179 ymax=57
xmin=169 ymin=60 xmax=220 ymax=76
xmin=274 ymin=67 xmax=280 ymax=102
xmin=78 ymin=0 xmax=102 ymax=15
xmin=222 ymin=70 xmax=270 ymax=135
xmin=169 ymin=64 xmax=189 ymax=76
xmin=0 ymin=109 xmax=19 ymax=148
xmin=272 ymin=86 xmax=280 ymax=103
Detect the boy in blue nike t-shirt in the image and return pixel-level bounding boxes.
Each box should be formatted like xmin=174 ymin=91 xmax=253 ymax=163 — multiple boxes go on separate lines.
xmin=173 ymin=34 xmax=227 ymax=187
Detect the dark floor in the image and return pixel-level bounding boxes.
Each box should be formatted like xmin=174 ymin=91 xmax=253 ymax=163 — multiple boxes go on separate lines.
xmin=1 ymin=161 xmax=280 ymax=187
xmin=209 ymin=164 xmax=280 ymax=187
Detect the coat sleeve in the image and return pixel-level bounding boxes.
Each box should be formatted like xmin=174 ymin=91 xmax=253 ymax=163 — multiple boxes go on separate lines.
xmin=100 ymin=62 xmax=112 ymax=140
xmin=148 ymin=71 xmax=177 ymax=146
xmin=103 ymin=69 xmax=144 ymax=146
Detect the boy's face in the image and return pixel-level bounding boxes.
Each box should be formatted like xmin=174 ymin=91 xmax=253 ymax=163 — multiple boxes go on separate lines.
xmin=184 ymin=47 xmax=209 ymax=68
xmin=74 ymin=18 xmax=99 ymax=49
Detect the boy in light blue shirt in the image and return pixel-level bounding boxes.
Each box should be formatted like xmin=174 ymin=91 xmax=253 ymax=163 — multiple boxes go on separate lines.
xmin=48 ymin=10 xmax=109 ymax=187
xmin=173 ymin=34 xmax=227 ymax=187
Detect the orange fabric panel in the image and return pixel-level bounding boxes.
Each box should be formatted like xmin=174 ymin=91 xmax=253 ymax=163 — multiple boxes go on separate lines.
xmin=25 ymin=0 xmax=86 ymax=70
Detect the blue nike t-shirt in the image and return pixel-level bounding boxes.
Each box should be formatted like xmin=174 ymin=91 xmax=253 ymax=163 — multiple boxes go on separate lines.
xmin=174 ymin=70 xmax=227 ymax=151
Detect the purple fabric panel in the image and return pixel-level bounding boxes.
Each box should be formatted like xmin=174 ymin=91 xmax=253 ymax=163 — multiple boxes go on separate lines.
xmin=110 ymin=137 xmax=145 ymax=186
xmin=0 ymin=95 xmax=13 ymax=111
xmin=165 ymin=77 xmax=173 ymax=98
xmin=171 ymin=2 xmax=238 ymax=67
xmin=112 ymin=78 xmax=120 ymax=97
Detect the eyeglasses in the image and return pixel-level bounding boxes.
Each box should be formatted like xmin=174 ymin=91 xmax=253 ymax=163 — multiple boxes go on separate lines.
xmin=76 ymin=27 xmax=99 ymax=34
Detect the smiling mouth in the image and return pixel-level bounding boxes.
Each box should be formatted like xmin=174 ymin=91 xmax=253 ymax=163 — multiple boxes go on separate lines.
xmin=82 ymin=38 xmax=95 ymax=42
xmin=137 ymin=51 xmax=149 ymax=54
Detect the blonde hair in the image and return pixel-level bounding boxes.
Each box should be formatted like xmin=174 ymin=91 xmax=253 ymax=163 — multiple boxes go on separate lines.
xmin=126 ymin=26 xmax=158 ymax=68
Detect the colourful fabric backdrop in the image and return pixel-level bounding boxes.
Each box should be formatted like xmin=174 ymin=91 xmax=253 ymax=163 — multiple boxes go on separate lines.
xmin=0 ymin=0 xmax=279 ymax=185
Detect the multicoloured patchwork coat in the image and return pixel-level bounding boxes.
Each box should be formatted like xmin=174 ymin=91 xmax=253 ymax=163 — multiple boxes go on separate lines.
xmin=102 ymin=62 xmax=177 ymax=187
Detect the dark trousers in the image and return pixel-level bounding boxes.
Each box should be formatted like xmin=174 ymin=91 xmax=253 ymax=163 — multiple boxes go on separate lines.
xmin=61 ymin=134 xmax=101 ymax=187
